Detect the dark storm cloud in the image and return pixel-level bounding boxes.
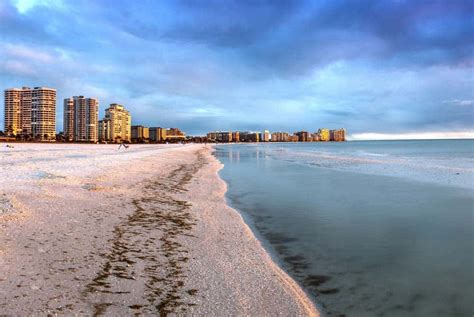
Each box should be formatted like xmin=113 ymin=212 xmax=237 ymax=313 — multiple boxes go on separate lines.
xmin=124 ymin=0 xmax=474 ymax=76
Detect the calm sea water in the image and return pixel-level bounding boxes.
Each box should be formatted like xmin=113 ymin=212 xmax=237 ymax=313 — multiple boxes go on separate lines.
xmin=214 ymin=140 xmax=473 ymax=317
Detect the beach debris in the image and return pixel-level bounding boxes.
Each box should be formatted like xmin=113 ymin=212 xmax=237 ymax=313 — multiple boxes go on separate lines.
xmin=82 ymin=183 xmax=98 ymax=191
xmin=0 ymin=194 xmax=28 ymax=221
xmin=5 ymin=144 xmax=14 ymax=148
xmin=83 ymin=151 xmax=206 ymax=315
xmin=0 ymin=195 xmax=15 ymax=216
xmin=35 ymin=171 xmax=66 ymax=180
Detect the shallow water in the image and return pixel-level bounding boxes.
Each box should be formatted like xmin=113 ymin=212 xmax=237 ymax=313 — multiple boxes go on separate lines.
xmin=214 ymin=140 xmax=474 ymax=316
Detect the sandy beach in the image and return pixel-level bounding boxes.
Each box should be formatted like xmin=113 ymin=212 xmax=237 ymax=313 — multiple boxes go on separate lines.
xmin=0 ymin=143 xmax=318 ymax=316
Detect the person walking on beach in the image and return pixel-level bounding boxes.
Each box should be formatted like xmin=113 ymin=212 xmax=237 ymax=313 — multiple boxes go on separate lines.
xmin=118 ymin=143 xmax=129 ymax=150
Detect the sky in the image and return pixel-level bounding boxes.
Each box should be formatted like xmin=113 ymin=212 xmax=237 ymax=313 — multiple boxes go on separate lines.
xmin=1 ymin=0 xmax=473 ymax=138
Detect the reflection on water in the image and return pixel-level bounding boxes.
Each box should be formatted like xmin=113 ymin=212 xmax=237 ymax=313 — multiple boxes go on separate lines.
xmin=215 ymin=141 xmax=474 ymax=317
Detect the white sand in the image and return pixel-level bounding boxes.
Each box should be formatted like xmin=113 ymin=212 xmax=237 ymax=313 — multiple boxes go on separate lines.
xmin=0 ymin=143 xmax=318 ymax=316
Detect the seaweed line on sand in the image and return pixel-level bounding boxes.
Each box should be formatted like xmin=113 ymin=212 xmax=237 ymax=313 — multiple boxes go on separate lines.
xmin=0 ymin=194 xmax=28 ymax=223
xmin=81 ymin=150 xmax=206 ymax=316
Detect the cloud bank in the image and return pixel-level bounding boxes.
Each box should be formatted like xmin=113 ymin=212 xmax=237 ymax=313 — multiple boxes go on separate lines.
xmin=1 ymin=0 xmax=473 ymax=137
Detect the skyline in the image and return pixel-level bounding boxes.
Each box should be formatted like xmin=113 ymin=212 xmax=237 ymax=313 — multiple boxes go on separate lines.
xmin=1 ymin=0 xmax=473 ymax=139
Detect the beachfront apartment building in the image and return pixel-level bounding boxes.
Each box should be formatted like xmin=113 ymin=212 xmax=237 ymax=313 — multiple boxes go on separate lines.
xmin=4 ymin=87 xmax=56 ymax=140
xmin=295 ymin=131 xmax=310 ymax=142
xmin=4 ymin=88 xmax=22 ymax=136
xmin=330 ymin=128 xmax=346 ymax=141
xmin=207 ymin=131 xmax=233 ymax=142
xmin=271 ymin=132 xmax=289 ymax=142
xmin=131 ymin=125 xmax=150 ymax=142
xmin=4 ymin=87 xmax=33 ymax=136
xmin=63 ymin=98 xmax=74 ymax=141
xmin=165 ymin=128 xmax=186 ymax=142
xmin=207 ymin=131 xmax=218 ymax=141
xmin=288 ymin=134 xmax=299 ymax=142
xmin=318 ymin=128 xmax=330 ymax=142
xmin=149 ymin=127 xmax=167 ymax=142
xmin=239 ymin=131 xmax=259 ymax=142
xmin=98 ymin=104 xmax=131 ymax=143
xmin=63 ymin=96 xmax=99 ymax=142
xmin=260 ymin=130 xmax=270 ymax=142
xmin=232 ymin=131 xmax=240 ymax=142
xmin=312 ymin=132 xmax=320 ymax=141
xmin=31 ymin=87 xmax=56 ymax=140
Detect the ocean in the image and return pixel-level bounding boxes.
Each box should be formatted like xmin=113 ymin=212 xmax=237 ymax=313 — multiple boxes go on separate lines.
xmin=214 ymin=140 xmax=473 ymax=317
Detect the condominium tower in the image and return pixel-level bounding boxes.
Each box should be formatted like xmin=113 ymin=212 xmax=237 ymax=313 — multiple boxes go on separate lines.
xmin=98 ymin=104 xmax=131 ymax=142
xmin=4 ymin=87 xmax=32 ymax=136
xmin=31 ymin=87 xmax=56 ymax=140
xmin=4 ymin=87 xmax=55 ymax=140
xmin=63 ymin=96 xmax=99 ymax=142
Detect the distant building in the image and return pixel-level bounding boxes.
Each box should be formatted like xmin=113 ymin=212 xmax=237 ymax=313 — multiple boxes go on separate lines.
xmin=207 ymin=131 xmax=217 ymax=142
xmin=330 ymin=128 xmax=346 ymax=141
xmin=63 ymin=96 xmax=99 ymax=142
xmin=261 ymin=130 xmax=270 ymax=142
xmin=311 ymin=133 xmax=320 ymax=142
xmin=166 ymin=128 xmax=186 ymax=142
xmin=190 ymin=136 xmax=207 ymax=143
xmin=271 ymin=132 xmax=289 ymax=142
xmin=295 ymin=131 xmax=310 ymax=142
xmin=318 ymin=128 xmax=330 ymax=142
xmin=232 ymin=131 xmax=240 ymax=142
xmin=288 ymin=134 xmax=299 ymax=142
xmin=149 ymin=127 xmax=167 ymax=142
xmin=98 ymin=103 xmax=131 ymax=142
xmin=239 ymin=131 xmax=259 ymax=142
xmin=218 ymin=131 xmax=232 ymax=142
xmin=207 ymin=131 xmax=234 ymax=142
xmin=131 ymin=125 xmax=150 ymax=143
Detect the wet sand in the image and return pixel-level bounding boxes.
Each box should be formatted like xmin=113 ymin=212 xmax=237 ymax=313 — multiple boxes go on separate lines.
xmin=0 ymin=143 xmax=318 ymax=316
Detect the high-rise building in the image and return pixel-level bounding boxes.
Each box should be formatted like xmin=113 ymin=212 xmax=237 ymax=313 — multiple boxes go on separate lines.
xmin=63 ymin=98 xmax=74 ymax=141
xmin=207 ymin=131 xmax=233 ymax=142
xmin=63 ymin=96 xmax=99 ymax=142
xmin=31 ymin=87 xmax=56 ymax=140
xmin=207 ymin=131 xmax=218 ymax=141
xmin=4 ymin=88 xmax=21 ymax=136
xmin=4 ymin=87 xmax=33 ymax=136
xmin=20 ymin=88 xmax=32 ymax=135
xmin=98 ymin=119 xmax=111 ymax=142
xmin=330 ymin=128 xmax=346 ymax=141
xmin=98 ymin=104 xmax=131 ymax=142
xmin=232 ymin=131 xmax=240 ymax=142
xmin=288 ymin=134 xmax=299 ymax=142
xmin=259 ymin=130 xmax=270 ymax=142
xmin=271 ymin=132 xmax=289 ymax=142
xmin=318 ymin=128 xmax=330 ymax=142
xmin=311 ymin=132 xmax=320 ymax=142
xmin=295 ymin=131 xmax=310 ymax=142
xmin=239 ymin=131 xmax=259 ymax=142
xmin=149 ymin=127 xmax=167 ymax=142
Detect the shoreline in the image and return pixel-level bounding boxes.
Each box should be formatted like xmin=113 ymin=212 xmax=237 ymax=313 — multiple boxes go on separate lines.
xmin=184 ymin=146 xmax=319 ymax=316
xmin=0 ymin=143 xmax=318 ymax=315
